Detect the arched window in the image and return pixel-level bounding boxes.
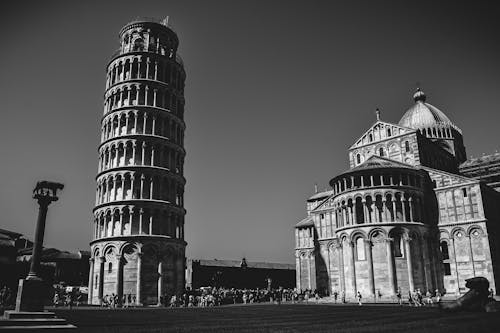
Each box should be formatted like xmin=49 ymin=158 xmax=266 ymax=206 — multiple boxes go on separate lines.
xmin=369 ymin=134 xmax=373 ymax=142
xmin=405 ymin=141 xmax=410 ymax=152
xmin=133 ymin=38 xmax=144 ymax=51
xmin=108 ymin=262 xmax=113 ymax=273
xmin=379 ymin=147 xmax=384 ymax=157
xmin=387 ymin=128 xmax=391 ymax=136
xmin=440 ymin=241 xmax=449 ymax=260
xmin=356 ymin=238 xmax=365 ymax=261
xmin=356 ymin=154 xmax=361 ymax=164
xmin=394 ymin=235 xmax=403 ymax=257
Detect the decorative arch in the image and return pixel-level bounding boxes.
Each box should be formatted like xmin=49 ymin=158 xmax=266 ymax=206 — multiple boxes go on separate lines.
xmin=467 ymin=225 xmax=484 ymax=237
xmin=368 ymin=227 xmax=387 ymax=241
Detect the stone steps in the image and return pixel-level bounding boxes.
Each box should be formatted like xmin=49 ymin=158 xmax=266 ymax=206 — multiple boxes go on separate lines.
xmin=0 ymin=311 xmax=76 ymax=331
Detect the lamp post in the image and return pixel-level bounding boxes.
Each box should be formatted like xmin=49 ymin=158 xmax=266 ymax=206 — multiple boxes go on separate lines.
xmin=15 ymin=181 xmax=64 ymax=311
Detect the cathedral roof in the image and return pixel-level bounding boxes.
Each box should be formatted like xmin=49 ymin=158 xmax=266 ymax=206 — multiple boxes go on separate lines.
xmin=460 ymin=152 xmax=500 ymax=169
xmin=398 ymin=88 xmax=461 ymax=133
xmin=295 ymin=216 xmax=314 ymax=228
xmin=307 ymin=190 xmax=334 ymax=202
xmin=349 ymin=156 xmax=417 ymax=171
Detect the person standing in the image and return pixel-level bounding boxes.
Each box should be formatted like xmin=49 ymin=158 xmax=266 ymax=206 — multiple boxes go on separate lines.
xmin=357 ymin=291 xmax=362 ymax=306
xmin=435 ymin=289 xmax=441 ymax=303
xmin=333 ymin=291 xmax=338 ymax=304
xmin=396 ymin=288 xmax=402 ymax=306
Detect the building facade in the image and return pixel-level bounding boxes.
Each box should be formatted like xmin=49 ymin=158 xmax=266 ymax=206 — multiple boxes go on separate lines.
xmin=295 ymin=89 xmax=500 ymax=299
xmin=89 ymin=18 xmax=187 ymax=305
xmin=186 ymin=258 xmax=295 ymax=290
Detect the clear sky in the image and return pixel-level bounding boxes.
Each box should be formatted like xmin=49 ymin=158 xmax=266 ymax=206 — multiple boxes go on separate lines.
xmin=0 ymin=1 xmax=499 ymax=264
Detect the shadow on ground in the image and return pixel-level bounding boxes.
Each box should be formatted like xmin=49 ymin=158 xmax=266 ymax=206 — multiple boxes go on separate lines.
xmin=52 ymin=303 xmax=500 ymax=333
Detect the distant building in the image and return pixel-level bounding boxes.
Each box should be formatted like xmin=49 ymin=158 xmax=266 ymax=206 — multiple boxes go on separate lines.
xmin=295 ymin=89 xmax=500 ymax=298
xmin=89 ymin=18 xmax=187 ymax=306
xmin=186 ymin=258 xmax=295 ymax=290
xmin=0 ymin=228 xmax=89 ymax=289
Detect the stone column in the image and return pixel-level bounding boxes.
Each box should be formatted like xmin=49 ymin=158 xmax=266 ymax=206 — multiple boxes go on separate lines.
xmin=136 ymin=252 xmax=142 ymax=305
xmin=420 ymin=236 xmax=431 ymax=292
xmin=391 ymin=198 xmax=397 ymax=222
xmin=408 ymin=197 xmax=414 ymax=221
xmin=365 ymin=239 xmax=375 ymax=297
xmin=116 ymin=254 xmax=123 ymax=306
xmin=382 ymin=199 xmax=388 ymax=221
xmin=176 ymin=253 xmax=185 ymax=292
xmin=401 ymin=198 xmax=407 ymax=221
xmin=306 ymin=252 xmax=312 ymax=290
xmin=88 ymin=258 xmax=94 ymax=304
xmin=157 ymin=260 xmax=164 ymax=305
xmin=119 ymin=212 xmax=124 ymax=236
xmin=351 ymin=204 xmax=357 ymax=224
xmin=338 ymin=243 xmax=345 ymax=293
xmin=140 ymin=174 xmax=145 ymax=199
xmin=295 ymin=254 xmax=301 ymax=290
xmin=139 ymin=209 xmax=143 ymax=234
xmin=349 ymin=241 xmax=357 ymax=295
xmin=362 ymin=199 xmax=368 ymax=223
xmin=141 ymin=142 xmax=146 ymax=165
xmin=98 ymin=256 xmax=105 ymax=305
xmin=386 ymin=239 xmax=397 ymax=295
xmin=149 ymin=215 xmax=153 ymax=235
xmin=404 ymin=235 xmax=415 ymax=292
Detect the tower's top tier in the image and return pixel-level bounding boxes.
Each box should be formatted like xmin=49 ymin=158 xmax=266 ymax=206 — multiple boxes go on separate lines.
xmin=114 ymin=18 xmax=180 ymax=61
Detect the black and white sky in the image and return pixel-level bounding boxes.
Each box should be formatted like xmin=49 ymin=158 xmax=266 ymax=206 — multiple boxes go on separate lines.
xmin=0 ymin=0 xmax=499 ymax=264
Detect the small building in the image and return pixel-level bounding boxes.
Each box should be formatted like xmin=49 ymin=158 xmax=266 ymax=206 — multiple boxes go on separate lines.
xmin=186 ymin=258 xmax=295 ymax=290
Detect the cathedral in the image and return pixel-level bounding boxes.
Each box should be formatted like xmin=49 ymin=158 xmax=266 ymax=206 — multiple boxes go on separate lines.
xmin=295 ymin=89 xmax=500 ymax=299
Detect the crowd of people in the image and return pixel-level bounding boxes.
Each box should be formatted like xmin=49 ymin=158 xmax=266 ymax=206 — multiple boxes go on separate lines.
xmin=163 ymin=287 xmax=316 ymax=307
xmin=0 ymin=286 xmax=14 ymax=307
xmin=52 ymin=284 xmax=86 ymax=308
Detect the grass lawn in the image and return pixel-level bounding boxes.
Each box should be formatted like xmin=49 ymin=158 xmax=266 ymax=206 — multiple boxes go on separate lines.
xmin=52 ymin=303 xmax=500 ymax=333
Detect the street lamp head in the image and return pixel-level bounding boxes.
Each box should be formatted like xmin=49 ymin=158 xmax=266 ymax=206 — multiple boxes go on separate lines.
xmin=33 ymin=181 xmax=64 ymax=204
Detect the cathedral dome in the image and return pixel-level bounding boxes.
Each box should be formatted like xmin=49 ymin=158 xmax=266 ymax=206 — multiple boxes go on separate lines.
xmin=398 ymin=88 xmax=460 ymax=133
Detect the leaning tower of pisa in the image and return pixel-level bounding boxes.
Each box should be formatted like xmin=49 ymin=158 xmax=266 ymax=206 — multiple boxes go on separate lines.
xmin=88 ymin=18 xmax=186 ymax=306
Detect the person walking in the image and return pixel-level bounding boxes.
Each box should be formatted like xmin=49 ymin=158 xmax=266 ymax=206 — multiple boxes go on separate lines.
xmin=333 ymin=291 xmax=338 ymax=304
xmin=396 ymin=288 xmax=402 ymax=306
xmin=435 ymin=289 xmax=441 ymax=303
xmin=357 ymin=291 xmax=362 ymax=306
xmin=341 ymin=290 xmax=346 ymax=304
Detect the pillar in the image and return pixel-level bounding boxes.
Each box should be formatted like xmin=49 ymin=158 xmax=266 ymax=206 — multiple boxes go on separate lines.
xmin=420 ymin=236 xmax=431 ymax=292
xmin=349 ymin=241 xmax=357 ymax=295
xmin=88 ymin=258 xmax=94 ymax=304
xmin=136 ymin=252 xmax=142 ymax=305
xmin=338 ymin=244 xmax=345 ymax=293
xmin=386 ymin=239 xmax=397 ymax=295
xmin=116 ymin=254 xmax=123 ymax=306
xmin=98 ymin=256 xmax=105 ymax=304
xmin=404 ymin=235 xmax=415 ymax=292
xmin=157 ymin=260 xmax=164 ymax=305
xmin=365 ymin=239 xmax=375 ymax=297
